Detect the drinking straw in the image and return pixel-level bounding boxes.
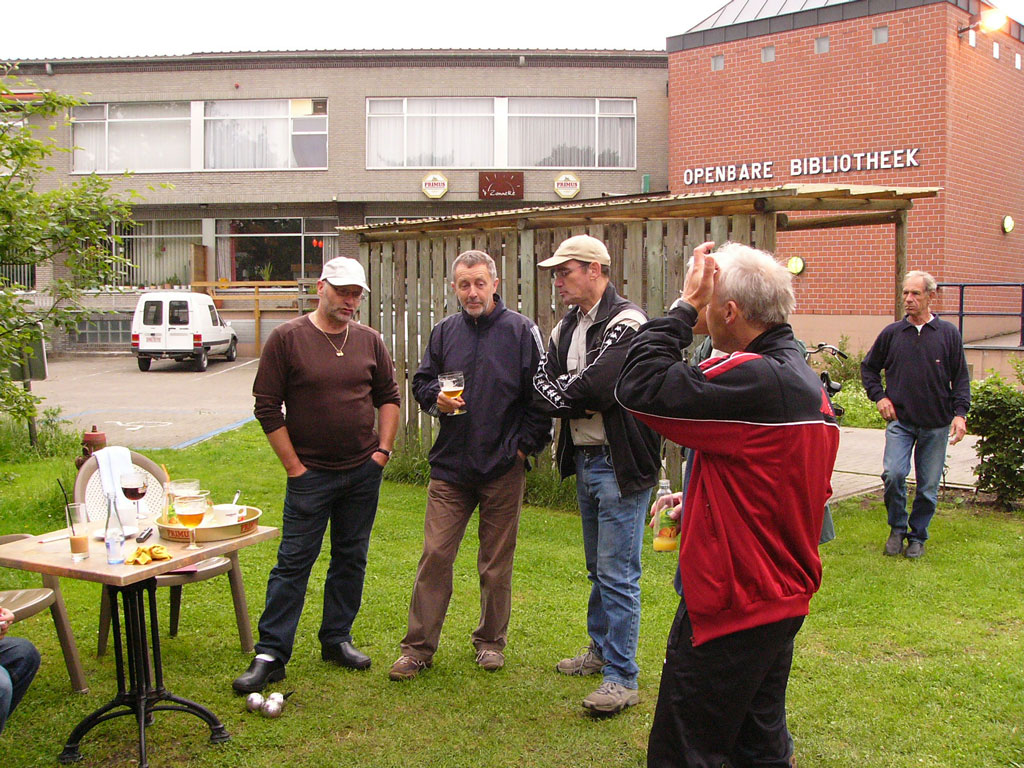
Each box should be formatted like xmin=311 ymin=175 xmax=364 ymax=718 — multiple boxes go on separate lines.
xmin=57 ymin=478 xmax=75 ymax=536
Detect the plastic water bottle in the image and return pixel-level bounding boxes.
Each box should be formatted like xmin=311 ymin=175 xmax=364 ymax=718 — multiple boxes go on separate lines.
xmin=652 ymin=478 xmax=679 ymax=552
xmin=105 ymin=495 xmax=126 ymax=565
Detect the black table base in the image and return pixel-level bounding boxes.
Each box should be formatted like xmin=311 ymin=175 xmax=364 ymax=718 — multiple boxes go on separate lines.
xmin=59 ymin=579 xmax=229 ymax=767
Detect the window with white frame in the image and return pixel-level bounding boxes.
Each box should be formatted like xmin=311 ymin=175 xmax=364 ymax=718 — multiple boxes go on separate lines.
xmin=366 ymin=97 xmax=636 ymax=169
xmin=112 ymin=220 xmax=203 ymax=287
xmin=214 ymin=217 xmax=338 ymax=283
xmin=72 ymin=102 xmax=191 ymax=173
xmin=72 ymin=98 xmax=327 ymax=172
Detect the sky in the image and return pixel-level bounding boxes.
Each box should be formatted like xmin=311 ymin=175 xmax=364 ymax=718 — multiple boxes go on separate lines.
xmin=4 ymin=0 xmax=1024 ymax=60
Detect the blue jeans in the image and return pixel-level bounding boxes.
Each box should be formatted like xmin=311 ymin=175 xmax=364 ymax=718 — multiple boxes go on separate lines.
xmin=575 ymin=449 xmax=651 ymax=689
xmin=255 ymin=459 xmax=383 ymax=663
xmin=882 ymin=420 xmax=949 ymax=543
xmin=0 ymin=636 xmax=41 ymax=735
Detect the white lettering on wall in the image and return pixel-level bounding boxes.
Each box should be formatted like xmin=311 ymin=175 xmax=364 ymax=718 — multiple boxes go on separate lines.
xmin=692 ymin=148 xmax=921 ymax=184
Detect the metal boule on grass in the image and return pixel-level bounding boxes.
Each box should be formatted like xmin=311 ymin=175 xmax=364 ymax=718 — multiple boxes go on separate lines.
xmin=267 ymin=692 xmax=285 ymax=705
xmin=260 ymin=699 xmax=283 ymax=718
xmin=245 ymin=692 xmax=265 ymax=712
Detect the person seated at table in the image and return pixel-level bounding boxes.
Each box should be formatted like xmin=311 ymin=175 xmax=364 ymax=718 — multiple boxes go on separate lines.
xmin=0 ymin=607 xmax=41 ymax=735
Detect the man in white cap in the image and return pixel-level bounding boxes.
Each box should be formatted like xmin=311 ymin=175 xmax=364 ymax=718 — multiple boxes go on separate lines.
xmin=234 ymin=256 xmax=400 ymax=693
xmin=533 ymin=235 xmax=661 ymax=715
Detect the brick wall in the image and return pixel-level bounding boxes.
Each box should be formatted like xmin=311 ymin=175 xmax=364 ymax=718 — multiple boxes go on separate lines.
xmin=667 ymin=4 xmax=1024 ymax=333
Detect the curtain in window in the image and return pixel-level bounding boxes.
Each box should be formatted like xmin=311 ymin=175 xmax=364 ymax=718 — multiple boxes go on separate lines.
xmin=205 ymin=100 xmax=290 ymax=169
xmin=72 ymin=122 xmax=106 ymax=172
xmin=509 ymin=98 xmax=596 ymax=168
xmin=405 ymin=98 xmax=493 ymax=167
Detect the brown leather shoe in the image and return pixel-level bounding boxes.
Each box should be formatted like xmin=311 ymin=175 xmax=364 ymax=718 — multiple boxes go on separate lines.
xmin=388 ymin=654 xmax=431 ymax=681
xmin=475 ymin=649 xmax=505 ymax=671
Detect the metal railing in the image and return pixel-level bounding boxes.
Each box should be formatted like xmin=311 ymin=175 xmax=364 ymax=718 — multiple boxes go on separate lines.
xmin=936 ymin=282 xmax=1024 ymax=347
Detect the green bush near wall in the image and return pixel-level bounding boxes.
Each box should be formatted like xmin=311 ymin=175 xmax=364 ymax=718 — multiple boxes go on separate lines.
xmin=969 ymin=359 xmax=1024 ymax=511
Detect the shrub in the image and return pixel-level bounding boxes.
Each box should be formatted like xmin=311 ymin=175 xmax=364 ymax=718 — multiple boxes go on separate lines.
xmin=834 ymin=384 xmax=886 ymax=429
xmin=969 ymin=370 xmax=1024 ymax=511
xmin=0 ymin=407 xmax=81 ymax=463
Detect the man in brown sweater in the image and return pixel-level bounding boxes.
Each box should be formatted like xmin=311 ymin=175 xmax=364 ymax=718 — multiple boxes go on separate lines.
xmin=233 ymin=257 xmax=400 ymax=694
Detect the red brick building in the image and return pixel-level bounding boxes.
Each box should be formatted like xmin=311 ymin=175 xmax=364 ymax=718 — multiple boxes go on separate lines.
xmin=667 ymin=0 xmax=1024 ymax=350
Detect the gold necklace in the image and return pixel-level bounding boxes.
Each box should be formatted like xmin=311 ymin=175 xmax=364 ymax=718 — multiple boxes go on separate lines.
xmin=317 ymin=322 xmax=350 ymax=357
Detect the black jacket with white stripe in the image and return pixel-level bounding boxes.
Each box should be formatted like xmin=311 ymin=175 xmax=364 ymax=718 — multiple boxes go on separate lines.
xmin=533 ymin=282 xmax=661 ymax=496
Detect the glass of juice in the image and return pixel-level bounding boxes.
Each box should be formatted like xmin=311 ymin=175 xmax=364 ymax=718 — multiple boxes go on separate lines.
xmin=67 ymin=503 xmax=90 ymax=562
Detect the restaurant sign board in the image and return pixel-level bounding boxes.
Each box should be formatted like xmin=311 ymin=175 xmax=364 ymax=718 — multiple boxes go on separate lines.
xmin=479 ymin=172 xmax=524 ymax=200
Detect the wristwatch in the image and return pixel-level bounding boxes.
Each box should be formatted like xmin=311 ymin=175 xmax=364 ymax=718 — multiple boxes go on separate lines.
xmin=373 ymin=448 xmax=392 ymax=458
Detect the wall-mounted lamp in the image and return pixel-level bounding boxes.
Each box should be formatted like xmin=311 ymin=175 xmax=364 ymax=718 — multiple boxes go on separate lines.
xmin=1002 ymin=215 xmax=1015 ymax=234
xmin=786 ymin=256 xmax=806 ymax=276
xmin=958 ymin=7 xmax=1007 ymax=37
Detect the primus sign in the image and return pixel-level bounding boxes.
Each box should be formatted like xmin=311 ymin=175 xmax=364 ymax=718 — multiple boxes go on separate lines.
xmin=682 ymin=147 xmax=920 ymax=186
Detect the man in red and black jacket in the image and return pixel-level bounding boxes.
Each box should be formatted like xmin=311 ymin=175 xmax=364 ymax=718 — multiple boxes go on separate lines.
xmin=616 ymin=241 xmax=840 ymax=768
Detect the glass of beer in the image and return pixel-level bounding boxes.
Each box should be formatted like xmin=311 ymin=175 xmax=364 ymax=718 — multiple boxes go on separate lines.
xmin=165 ymin=478 xmax=200 ymax=523
xmin=175 ymin=495 xmax=206 ymax=550
xmin=438 ymin=371 xmax=466 ymax=415
xmin=120 ymin=471 xmax=149 ymax=520
xmin=67 ymin=503 xmax=90 ymax=562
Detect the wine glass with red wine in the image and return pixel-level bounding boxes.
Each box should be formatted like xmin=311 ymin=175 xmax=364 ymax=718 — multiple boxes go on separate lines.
xmin=120 ymin=470 xmax=149 ymax=521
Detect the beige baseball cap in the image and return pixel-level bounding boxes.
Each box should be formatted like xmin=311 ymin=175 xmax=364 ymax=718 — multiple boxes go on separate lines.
xmin=537 ymin=234 xmax=611 ymax=269
xmin=320 ymin=257 xmax=370 ymax=291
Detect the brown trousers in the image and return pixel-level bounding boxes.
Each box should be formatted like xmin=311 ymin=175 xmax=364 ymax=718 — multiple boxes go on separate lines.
xmin=400 ymin=459 xmax=526 ymax=661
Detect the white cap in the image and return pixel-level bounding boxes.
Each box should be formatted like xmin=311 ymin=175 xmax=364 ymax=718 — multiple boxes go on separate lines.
xmin=320 ymin=257 xmax=369 ymax=292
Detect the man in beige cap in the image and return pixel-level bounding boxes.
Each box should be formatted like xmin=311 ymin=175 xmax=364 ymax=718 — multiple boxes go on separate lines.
xmin=533 ymin=235 xmax=661 ymax=715
xmin=234 ymin=256 xmax=400 ymax=693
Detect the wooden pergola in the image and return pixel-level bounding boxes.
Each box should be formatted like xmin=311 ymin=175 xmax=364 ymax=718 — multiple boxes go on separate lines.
xmin=342 ymin=184 xmax=939 ymax=459
xmin=346 ymin=183 xmax=939 ymax=323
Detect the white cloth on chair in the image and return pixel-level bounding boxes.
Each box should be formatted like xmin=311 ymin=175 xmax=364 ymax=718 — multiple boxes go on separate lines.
xmin=93 ymin=446 xmax=136 ymax=515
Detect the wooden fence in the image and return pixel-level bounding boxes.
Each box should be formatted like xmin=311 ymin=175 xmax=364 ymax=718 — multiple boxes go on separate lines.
xmin=355 ymin=214 xmax=778 ymax=486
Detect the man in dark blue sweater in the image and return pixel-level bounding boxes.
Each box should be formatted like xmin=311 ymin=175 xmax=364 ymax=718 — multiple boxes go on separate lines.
xmin=861 ymin=270 xmax=970 ymax=559
xmin=389 ymin=250 xmax=551 ymax=681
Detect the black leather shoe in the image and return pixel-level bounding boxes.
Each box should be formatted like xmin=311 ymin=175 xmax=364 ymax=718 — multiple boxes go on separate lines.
xmin=232 ymin=657 xmax=286 ymax=694
xmin=322 ymin=641 xmax=371 ymax=670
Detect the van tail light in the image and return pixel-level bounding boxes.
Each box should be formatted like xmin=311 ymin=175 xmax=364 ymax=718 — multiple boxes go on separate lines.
xmin=193 ymin=334 xmax=203 ymax=348
xmin=131 ymin=334 xmax=139 ymax=349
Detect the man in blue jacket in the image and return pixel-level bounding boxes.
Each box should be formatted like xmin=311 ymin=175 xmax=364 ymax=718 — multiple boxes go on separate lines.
xmin=389 ymin=250 xmax=551 ymax=681
xmin=861 ymin=270 xmax=970 ymax=559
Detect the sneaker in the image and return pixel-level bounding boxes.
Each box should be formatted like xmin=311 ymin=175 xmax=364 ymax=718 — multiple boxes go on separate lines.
xmin=884 ymin=529 xmax=906 ymax=557
xmin=475 ymin=649 xmax=505 ymax=671
xmin=582 ymin=681 xmax=639 ymax=714
xmin=556 ymin=647 xmax=606 ymax=676
xmin=388 ymin=654 xmax=431 ymax=681
xmin=904 ymin=540 xmax=925 ymax=559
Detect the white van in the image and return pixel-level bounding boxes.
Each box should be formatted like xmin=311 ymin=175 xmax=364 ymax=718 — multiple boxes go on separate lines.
xmin=130 ymin=291 xmax=238 ymax=372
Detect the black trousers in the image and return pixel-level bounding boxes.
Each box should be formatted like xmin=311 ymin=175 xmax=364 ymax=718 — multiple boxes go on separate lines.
xmin=647 ymin=602 xmax=804 ymax=768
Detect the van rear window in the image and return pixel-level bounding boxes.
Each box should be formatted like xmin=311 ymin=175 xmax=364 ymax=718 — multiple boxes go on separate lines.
xmin=169 ymin=301 xmax=189 ymax=326
xmin=142 ymin=301 xmax=162 ymax=326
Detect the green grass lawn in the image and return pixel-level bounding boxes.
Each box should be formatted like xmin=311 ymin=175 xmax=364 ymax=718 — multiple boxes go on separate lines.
xmin=2 ymin=421 xmax=1023 ymax=767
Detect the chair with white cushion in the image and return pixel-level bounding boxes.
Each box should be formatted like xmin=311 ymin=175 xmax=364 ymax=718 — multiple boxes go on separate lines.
xmin=73 ymin=450 xmax=253 ymax=656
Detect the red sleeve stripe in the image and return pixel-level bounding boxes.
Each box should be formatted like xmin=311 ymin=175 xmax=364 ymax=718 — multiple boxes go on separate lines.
xmin=699 ymin=352 xmax=762 ymax=380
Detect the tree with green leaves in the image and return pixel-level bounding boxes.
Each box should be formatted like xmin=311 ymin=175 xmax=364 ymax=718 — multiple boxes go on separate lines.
xmin=1 ymin=68 xmax=136 ymax=420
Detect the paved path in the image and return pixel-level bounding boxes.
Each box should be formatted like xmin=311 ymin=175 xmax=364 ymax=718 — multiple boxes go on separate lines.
xmin=831 ymin=426 xmax=979 ymax=500
xmin=32 ymin=357 xmax=980 ymax=498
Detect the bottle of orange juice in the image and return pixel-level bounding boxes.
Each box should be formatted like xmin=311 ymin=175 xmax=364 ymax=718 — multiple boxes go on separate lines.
xmin=652 ymin=478 xmax=679 ymax=552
